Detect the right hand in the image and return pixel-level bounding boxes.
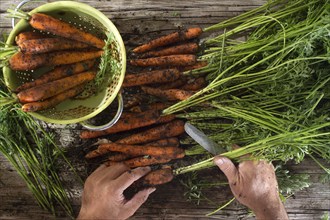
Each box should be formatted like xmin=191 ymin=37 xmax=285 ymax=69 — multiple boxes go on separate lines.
xmin=214 ymin=156 xmax=288 ymax=220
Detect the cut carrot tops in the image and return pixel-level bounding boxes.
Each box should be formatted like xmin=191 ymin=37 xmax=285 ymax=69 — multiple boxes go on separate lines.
xmin=133 ymin=27 xmax=202 ymax=53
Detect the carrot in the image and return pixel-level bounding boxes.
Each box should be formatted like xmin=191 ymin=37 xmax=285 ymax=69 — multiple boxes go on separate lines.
xmin=140 ymin=42 xmax=199 ymax=58
xmin=29 ymin=13 xmax=105 ymax=49
xmin=122 ymin=68 xmax=181 ymax=87
xmin=9 ymin=50 xmax=103 ymax=71
xmin=141 ymin=86 xmax=194 ymax=101
xmin=15 ymin=59 xmax=95 ymax=92
xmin=17 ymin=71 xmax=96 ymax=103
xmin=116 ymin=120 xmax=185 ymax=145
xmin=130 ymin=54 xmax=197 ymax=67
xmin=107 ymin=153 xmax=132 ymax=162
xmin=15 ymin=31 xmax=45 ymax=45
xmin=105 ymin=156 xmax=175 ymax=168
xmin=180 ymin=77 xmax=206 ymax=91
xmin=156 ymin=76 xmax=188 ymax=90
xmin=19 ymin=37 xmax=91 ymax=54
xmin=80 ymin=109 xmax=161 ymax=139
xmin=133 ymin=27 xmax=202 ymax=53
xmin=144 ymin=137 xmax=180 ymax=148
xmin=97 ymin=143 xmax=185 ymax=158
xmin=140 ymin=167 xmax=174 ymax=186
xmin=180 ymin=61 xmax=208 ymax=72
xmin=123 ymin=94 xmax=144 ymax=109
xmin=21 ymin=84 xmax=85 ymax=112
xmin=129 ymin=102 xmax=170 ymax=113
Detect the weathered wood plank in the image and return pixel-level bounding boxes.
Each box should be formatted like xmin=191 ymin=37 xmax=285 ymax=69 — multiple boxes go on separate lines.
xmin=0 ymin=0 xmax=329 ymax=219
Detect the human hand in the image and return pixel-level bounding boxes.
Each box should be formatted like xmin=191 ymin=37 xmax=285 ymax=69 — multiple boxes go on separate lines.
xmin=214 ymin=156 xmax=288 ymax=220
xmin=77 ymin=164 xmax=156 ymax=220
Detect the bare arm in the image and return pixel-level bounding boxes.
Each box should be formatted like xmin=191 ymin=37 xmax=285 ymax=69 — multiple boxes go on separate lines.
xmin=214 ymin=156 xmax=288 ymax=220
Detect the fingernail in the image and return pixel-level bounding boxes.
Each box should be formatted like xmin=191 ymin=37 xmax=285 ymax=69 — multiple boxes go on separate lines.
xmin=214 ymin=157 xmax=224 ymax=166
xmin=149 ymin=187 xmax=156 ymax=193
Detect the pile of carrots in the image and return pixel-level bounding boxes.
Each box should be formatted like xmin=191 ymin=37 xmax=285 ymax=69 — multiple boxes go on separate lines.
xmin=81 ymin=27 xmax=207 ymax=186
xmin=9 ymin=12 xmax=106 ymax=112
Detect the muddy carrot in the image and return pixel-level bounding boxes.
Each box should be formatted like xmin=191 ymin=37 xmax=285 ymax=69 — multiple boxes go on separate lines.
xmin=157 ymin=76 xmax=188 ymax=90
xmin=180 ymin=77 xmax=206 ymax=91
xmin=141 ymin=167 xmax=174 ymax=185
xmin=129 ymin=102 xmax=170 ymax=113
xmin=130 ymin=54 xmax=197 ymax=67
xmin=140 ymin=42 xmax=199 ymax=58
xmin=123 ymin=68 xmax=181 ymax=87
xmin=17 ymin=71 xmax=96 ymax=103
xmin=21 ymin=84 xmax=85 ymax=112
xmin=141 ymin=86 xmax=194 ymax=101
xmin=116 ymin=120 xmax=185 ymax=145
xmin=28 ymin=13 xmax=105 ymax=49
xmin=80 ymin=109 xmax=161 ymax=139
xmin=133 ymin=27 xmax=202 ymax=53
xmin=107 ymin=153 xmax=132 ymax=162
xmin=15 ymin=31 xmax=45 ymax=45
xmin=105 ymin=156 xmax=175 ymax=168
xmin=144 ymin=137 xmax=180 ymax=148
xmin=180 ymin=61 xmax=208 ymax=72
xmin=19 ymin=37 xmax=91 ymax=54
xmin=15 ymin=59 xmax=95 ymax=92
xmin=9 ymin=50 xmax=103 ymax=71
xmin=123 ymin=94 xmax=144 ymax=109
xmin=98 ymin=143 xmax=185 ymax=158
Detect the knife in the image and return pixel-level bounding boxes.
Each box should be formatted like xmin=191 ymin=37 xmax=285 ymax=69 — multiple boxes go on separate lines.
xmin=184 ymin=122 xmax=225 ymax=155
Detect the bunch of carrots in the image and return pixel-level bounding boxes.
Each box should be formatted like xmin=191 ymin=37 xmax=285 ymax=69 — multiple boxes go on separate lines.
xmin=81 ymin=27 xmax=208 ymax=186
xmin=6 ymin=10 xmax=107 ymax=112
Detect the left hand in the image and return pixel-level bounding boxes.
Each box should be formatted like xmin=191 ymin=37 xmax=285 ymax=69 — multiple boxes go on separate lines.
xmin=77 ymin=164 xmax=156 ymax=220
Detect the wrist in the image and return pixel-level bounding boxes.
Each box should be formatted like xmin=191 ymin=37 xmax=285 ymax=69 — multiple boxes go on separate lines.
xmin=253 ymin=197 xmax=288 ymax=220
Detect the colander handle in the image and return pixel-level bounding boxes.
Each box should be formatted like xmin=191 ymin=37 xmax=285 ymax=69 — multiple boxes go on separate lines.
xmin=11 ymin=0 xmax=37 ymax=28
xmin=80 ymin=93 xmax=124 ymax=131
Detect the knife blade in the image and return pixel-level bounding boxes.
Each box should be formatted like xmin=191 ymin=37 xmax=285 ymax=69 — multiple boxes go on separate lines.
xmin=184 ymin=122 xmax=224 ymax=155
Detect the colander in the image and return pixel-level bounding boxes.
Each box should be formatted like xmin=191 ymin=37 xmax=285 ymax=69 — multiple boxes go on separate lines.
xmin=2 ymin=0 xmax=126 ymax=130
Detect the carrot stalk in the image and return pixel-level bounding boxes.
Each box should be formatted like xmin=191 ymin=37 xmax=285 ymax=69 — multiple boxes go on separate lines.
xmin=116 ymin=120 xmax=185 ymax=145
xmin=180 ymin=77 xmax=206 ymax=91
xmin=123 ymin=68 xmax=181 ymax=87
xmin=29 ymin=13 xmax=105 ymax=49
xmin=19 ymin=37 xmax=91 ymax=54
xmin=15 ymin=59 xmax=95 ymax=92
xmin=17 ymin=71 xmax=96 ymax=103
xmin=80 ymin=109 xmax=162 ymax=139
xmin=140 ymin=42 xmax=199 ymax=58
xmin=141 ymin=86 xmax=194 ymax=101
xmin=133 ymin=27 xmax=202 ymax=53
xmin=9 ymin=50 xmax=103 ymax=71
xmin=130 ymin=54 xmax=197 ymax=67
xmin=21 ymin=84 xmax=85 ymax=112
xmin=140 ymin=167 xmax=174 ymax=186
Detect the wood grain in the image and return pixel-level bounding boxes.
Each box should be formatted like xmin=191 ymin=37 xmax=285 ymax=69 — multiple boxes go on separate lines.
xmin=0 ymin=0 xmax=329 ymax=219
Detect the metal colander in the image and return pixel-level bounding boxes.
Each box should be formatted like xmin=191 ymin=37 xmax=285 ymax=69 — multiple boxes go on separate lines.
xmin=2 ymin=1 xmax=126 ymax=129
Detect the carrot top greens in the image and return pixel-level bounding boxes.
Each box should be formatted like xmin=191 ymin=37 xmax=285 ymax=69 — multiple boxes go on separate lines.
xmin=162 ymin=0 xmax=330 ymax=176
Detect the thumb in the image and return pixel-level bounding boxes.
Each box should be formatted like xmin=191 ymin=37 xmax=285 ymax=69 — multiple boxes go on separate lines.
xmin=124 ymin=187 xmax=156 ymax=217
xmin=214 ymin=156 xmax=238 ymax=183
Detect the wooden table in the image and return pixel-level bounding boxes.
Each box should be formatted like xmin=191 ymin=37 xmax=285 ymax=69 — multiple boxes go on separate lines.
xmin=0 ymin=0 xmax=329 ymax=219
